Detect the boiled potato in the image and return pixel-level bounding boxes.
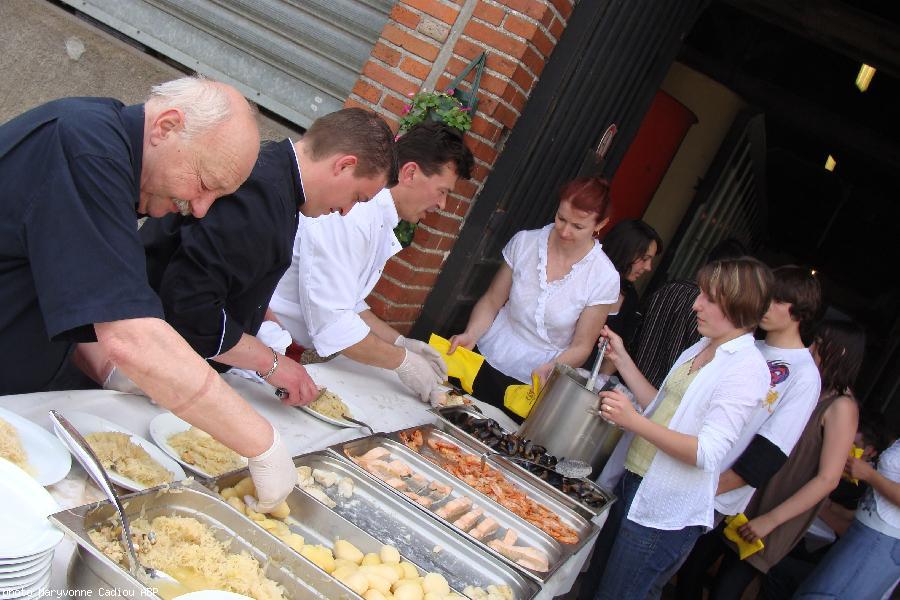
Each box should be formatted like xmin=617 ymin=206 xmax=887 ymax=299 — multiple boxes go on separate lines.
xmin=399 ymin=561 xmax=419 ymax=579
xmin=337 ymin=570 xmax=370 ymax=596
xmin=268 ymin=500 xmax=291 ymax=520
xmin=285 ymin=533 xmax=305 ymax=553
xmin=373 ymin=564 xmax=400 ymax=583
xmin=379 ymin=545 xmax=401 ymax=564
xmin=220 ymin=486 xmax=238 ymax=500
xmin=233 ymin=476 xmax=256 ymax=498
xmin=300 ymin=544 xmax=335 ymax=573
xmin=333 ymin=558 xmax=359 ymax=571
xmin=332 ymin=565 xmax=359 ymax=581
xmin=393 ymin=581 xmax=424 ymax=600
xmin=362 ymin=552 xmax=382 ymax=566
xmin=363 ymin=591 xmax=390 ymax=600
xmin=423 ymin=594 xmax=445 ymax=600
xmin=334 ymin=539 xmax=365 ymax=565
xmin=226 ymin=496 xmax=246 ymax=513
xmin=421 ymin=573 xmax=449 ymax=596
xmin=365 ymin=573 xmax=391 ymax=595
xmin=245 ymin=507 xmax=267 ymax=522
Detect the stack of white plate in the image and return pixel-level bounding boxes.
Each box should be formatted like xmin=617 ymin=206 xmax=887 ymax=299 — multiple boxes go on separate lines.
xmin=0 ymin=458 xmax=64 ymax=599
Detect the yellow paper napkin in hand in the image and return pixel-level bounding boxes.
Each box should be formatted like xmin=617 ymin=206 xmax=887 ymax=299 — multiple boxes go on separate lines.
xmin=723 ymin=513 xmax=765 ymax=560
xmin=843 ymin=445 xmax=864 ymax=485
xmin=503 ymin=374 xmax=541 ymax=419
xmin=428 ymin=333 xmax=485 ymax=394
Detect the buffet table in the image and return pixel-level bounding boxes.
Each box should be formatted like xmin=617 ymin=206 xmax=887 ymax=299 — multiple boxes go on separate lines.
xmin=1 ymin=356 xmax=606 ymax=599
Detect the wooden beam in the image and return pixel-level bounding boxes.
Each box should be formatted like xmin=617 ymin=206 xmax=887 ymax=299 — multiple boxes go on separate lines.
xmin=723 ymin=0 xmax=900 ymax=79
xmin=680 ymin=47 xmax=900 ymax=171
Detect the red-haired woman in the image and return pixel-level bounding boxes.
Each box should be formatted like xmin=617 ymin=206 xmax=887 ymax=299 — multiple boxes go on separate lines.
xmin=448 ymin=177 xmax=620 ymax=422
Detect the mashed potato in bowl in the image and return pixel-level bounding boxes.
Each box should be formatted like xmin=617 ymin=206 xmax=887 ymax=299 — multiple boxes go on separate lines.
xmin=167 ymin=427 xmax=245 ymax=476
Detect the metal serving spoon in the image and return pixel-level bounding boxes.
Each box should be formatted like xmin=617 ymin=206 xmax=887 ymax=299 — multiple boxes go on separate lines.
xmin=506 ymin=455 xmax=594 ymax=479
xmin=48 ymin=410 xmax=181 ymax=589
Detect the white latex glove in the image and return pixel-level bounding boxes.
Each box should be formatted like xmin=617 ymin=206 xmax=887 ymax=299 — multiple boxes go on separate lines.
xmin=394 ymin=348 xmax=442 ymax=403
xmin=244 ymin=426 xmax=296 ymax=513
xmin=102 ymin=367 xmax=146 ymax=396
xmin=395 ymin=335 xmax=448 ymax=380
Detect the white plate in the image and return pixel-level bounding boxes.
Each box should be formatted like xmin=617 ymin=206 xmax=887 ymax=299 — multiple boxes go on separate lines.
xmin=55 ymin=411 xmax=186 ymax=492
xmin=0 ymin=408 xmax=71 ymax=486
xmin=299 ymin=393 xmax=371 ymax=429
xmin=8 ymin=570 xmax=50 ymax=599
xmin=0 ymin=459 xmax=63 ymax=558
xmin=0 ymin=560 xmax=50 ymax=590
xmin=148 ymin=413 xmax=248 ymax=479
xmin=0 ymin=553 xmax=52 ymax=578
xmin=0 ymin=550 xmax=52 ymax=568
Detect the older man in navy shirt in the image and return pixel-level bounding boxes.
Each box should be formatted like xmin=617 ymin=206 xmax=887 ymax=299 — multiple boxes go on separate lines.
xmin=0 ymin=77 xmax=297 ymax=512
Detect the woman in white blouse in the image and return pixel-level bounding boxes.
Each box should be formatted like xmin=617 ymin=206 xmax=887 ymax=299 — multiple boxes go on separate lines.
xmin=448 ymin=177 xmax=620 ymax=420
xmin=578 ymin=257 xmax=773 ymax=600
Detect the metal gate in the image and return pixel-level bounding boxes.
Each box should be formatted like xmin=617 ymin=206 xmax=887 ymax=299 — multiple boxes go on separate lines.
xmin=412 ymin=0 xmax=711 ymax=339
xmin=60 ymin=0 xmax=394 ymax=128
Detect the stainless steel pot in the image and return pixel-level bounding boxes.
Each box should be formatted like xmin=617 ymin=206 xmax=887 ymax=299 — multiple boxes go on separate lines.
xmin=517 ymin=364 xmax=622 ymax=476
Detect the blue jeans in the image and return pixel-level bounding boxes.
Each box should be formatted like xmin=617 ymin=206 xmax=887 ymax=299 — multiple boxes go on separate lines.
xmin=794 ymin=519 xmax=900 ymax=599
xmin=581 ymin=471 xmax=706 ymax=600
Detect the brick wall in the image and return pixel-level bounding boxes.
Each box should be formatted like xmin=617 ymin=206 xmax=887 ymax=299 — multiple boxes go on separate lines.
xmin=345 ymin=0 xmax=576 ymax=334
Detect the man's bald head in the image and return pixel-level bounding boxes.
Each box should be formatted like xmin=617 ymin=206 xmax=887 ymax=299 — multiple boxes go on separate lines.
xmin=140 ymin=76 xmax=260 ymax=218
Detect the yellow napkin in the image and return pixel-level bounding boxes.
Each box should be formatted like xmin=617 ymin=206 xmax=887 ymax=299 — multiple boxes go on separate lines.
xmin=843 ymin=445 xmax=864 ymax=485
xmin=503 ymin=374 xmax=541 ymax=419
xmin=723 ymin=513 xmax=765 ymax=560
xmin=428 ymin=334 xmax=485 ymax=394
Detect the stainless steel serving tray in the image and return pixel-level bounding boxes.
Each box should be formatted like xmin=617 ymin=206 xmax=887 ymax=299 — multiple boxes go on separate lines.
xmin=49 ymin=480 xmax=350 ymax=599
xmin=332 ymin=435 xmax=567 ymax=582
xmin=431 ymin=406 xmax=616 ymax=517
xmin=293 ymin=452 xmax=540 ymax=598
xmin=387 ymin=425 xmax=597 ymax=542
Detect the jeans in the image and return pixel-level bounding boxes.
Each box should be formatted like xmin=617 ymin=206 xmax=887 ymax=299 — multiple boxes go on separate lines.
xmin=580 ymin=471 xmax=706 ymax=600
xmin=794 ymin=519 xmax=900 ymax=599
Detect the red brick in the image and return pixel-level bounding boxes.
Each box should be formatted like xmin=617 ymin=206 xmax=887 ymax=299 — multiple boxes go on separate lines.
xmin=421 ymin=211 xmax=464 ymax=235
xmin=504 ymin=14 xmax=538 ymax=40
xmin=538 ymin=6 xmax=556 ymax=29
xmin=411 ymin=226 xmax=457 ymax=252
xmin=344 ymin=97 xmax=370 ymax=110
xmin=389 ymin=4 xmax=421 ymax=29
xmin=474 ymin=94 xmax=500 ymax=117
xmin=469 ymin=115 xmax=502 ymax=142
xmin=383 ymin=258 xmax=441 ymax=286
xmin=444 ymin=195 xmax=472 ymax=218
xmin=372 ymin=42 xmax=402 ymax=67
xmin=497 ymin=0 xmax=547 ymax=20
xmin=468 ymin=137 xmax=499 ymax=164
xmin=403 ymin=0 xmax=460 ymax=25
xmin=435 ymin=75 xmax=453 ymax=93
xmin=373 ymin=276 xmax=432 ymax=305
xmin=492 ymin=101 xmax=518 ymax=129
xmin=367 ymin=294 xmax=425 ymax=322
xmin=475 ymin=71 xmax=509 ymax=97
xmin=470 ymin=162 xmax=491 ymax=182
xmin=521 ymin=45 xmax=546 ymax=76
xmin=382 ymin=93 xmax=411 ymax=117
xmin=531 ymin=26 xmax=556 ymax=57
xmin=383 ymin=24 xmax=441 ymax=61
xmin=399 ymin=56 xmax=430 ymax=80
xmin=464 ymin=22 xmax=527 ymax=58
xmin=550 ymin=0 xmax=574 ymax=21
xmin=548 ymin=16 xmax=564 ymax=39
xmin=510 ymin=63 xmax=536 ymax=92
xmin=473 ymin=1 xmax=505 ymax=25
xmin=352 ymin=80 xmax=382 ymax=104
xmin=362 ymin=61 xmax=419 ymax=97
xmin=399 ymin=245 xmax=448 ymax=269
xmin=454 ymin=178 xmax=479 ymax=198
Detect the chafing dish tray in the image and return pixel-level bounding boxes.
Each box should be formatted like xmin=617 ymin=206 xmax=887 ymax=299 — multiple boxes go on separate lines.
xmin=432 ymin=406 xmax=615 ymax=516
xmin=49 ymin=480 xmax=347 ymax=599
xmin=332 ymin=435 xmax=570 ymax=582
xmin=292 ymin=452 xmax=540 ymax=598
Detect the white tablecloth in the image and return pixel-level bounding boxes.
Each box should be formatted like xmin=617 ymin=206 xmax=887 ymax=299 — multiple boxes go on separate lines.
xmin=1 ymin=356 xmax=602 ymax=599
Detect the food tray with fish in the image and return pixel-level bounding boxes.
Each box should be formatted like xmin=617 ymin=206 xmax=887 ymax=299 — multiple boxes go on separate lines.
xmin=49 ymin=480 xmax=348 ymax=600
xmin=293 ymin=451 xmax=541 ymax=598
xmin=389 ymin=425 xmax=596 ymax=546
xmin=432 ymin=407 xmax=614 ymax=516
xmin=333 ymin=435 xmax=567 ymax=582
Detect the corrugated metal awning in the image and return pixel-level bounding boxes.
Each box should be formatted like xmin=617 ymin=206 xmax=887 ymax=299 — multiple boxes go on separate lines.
xmin=61 ymin=0 xmax=393 ymax=128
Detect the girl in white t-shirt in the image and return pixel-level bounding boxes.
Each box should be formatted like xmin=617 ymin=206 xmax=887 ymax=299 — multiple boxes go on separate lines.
xmin=447 ymin=177 xmax=619 ymax=420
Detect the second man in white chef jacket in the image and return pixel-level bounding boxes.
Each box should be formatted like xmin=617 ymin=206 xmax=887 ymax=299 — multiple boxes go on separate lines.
xmin=269 ymin=121 xmax=474 ymax=403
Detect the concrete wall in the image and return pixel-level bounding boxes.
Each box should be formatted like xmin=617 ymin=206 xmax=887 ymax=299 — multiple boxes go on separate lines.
xmin=0 ymin=0 xmax=298 ymax=141
xmin=641 ymin=62 xmax=748 ymax=268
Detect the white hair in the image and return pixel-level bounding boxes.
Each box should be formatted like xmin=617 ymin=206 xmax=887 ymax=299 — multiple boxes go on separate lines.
xmin=148 ymin=76 xmax=234 ymax=139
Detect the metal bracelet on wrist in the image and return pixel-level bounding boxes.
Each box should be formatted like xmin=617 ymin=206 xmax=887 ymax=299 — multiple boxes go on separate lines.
xmin=256 ymin=347 xmax=279 ymax=381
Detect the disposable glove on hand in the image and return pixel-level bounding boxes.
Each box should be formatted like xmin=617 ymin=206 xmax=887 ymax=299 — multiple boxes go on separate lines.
xmin=394 ymin=348 xmax=442 ymax=403
xmin=102 ymin=367 xmax=146 ymax=396
xmin=395 ymin=335 xmax=448 ymax=380
xmin=244 ymin=426 xmax=296 ymax=513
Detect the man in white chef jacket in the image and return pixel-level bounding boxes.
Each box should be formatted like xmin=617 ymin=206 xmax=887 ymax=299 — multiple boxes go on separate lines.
xmin=268 ymin=121 xmax=474 ymax=403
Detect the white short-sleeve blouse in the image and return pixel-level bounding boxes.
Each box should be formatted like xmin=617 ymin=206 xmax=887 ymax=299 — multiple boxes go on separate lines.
xmin=476 ymin=224 xmax=620 ymax=383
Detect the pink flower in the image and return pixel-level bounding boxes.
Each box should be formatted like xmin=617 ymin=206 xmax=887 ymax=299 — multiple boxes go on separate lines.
xmin=394 ymin=134 xmax=401 ymax=142
xmin=402 ymin=104 xmax=411 ymax=114
xmin=407 ymin=92 xmax=416 ymax=97
xmin=445 ymin=88 xmax=455 ymax=95
xmin=460 ymin=107 xmax=470 ymax=112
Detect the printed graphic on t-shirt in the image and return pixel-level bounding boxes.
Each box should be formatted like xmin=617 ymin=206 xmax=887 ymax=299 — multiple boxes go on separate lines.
xmin=765 ymin=360 xmax=790 ymax=412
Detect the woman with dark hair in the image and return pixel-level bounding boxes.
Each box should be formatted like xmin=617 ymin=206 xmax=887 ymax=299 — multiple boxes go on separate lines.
xmin=602 ymin=219 xmax=663 ymax=342
xmin=448 ymin=177 xmax=620 ymax=421
xmin=707 ymin=319 xmax=864 ymax=599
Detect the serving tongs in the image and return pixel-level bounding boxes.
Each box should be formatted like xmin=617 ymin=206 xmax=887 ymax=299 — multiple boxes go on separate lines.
xmin=48 ymin=410 xmax=181 ymax=589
